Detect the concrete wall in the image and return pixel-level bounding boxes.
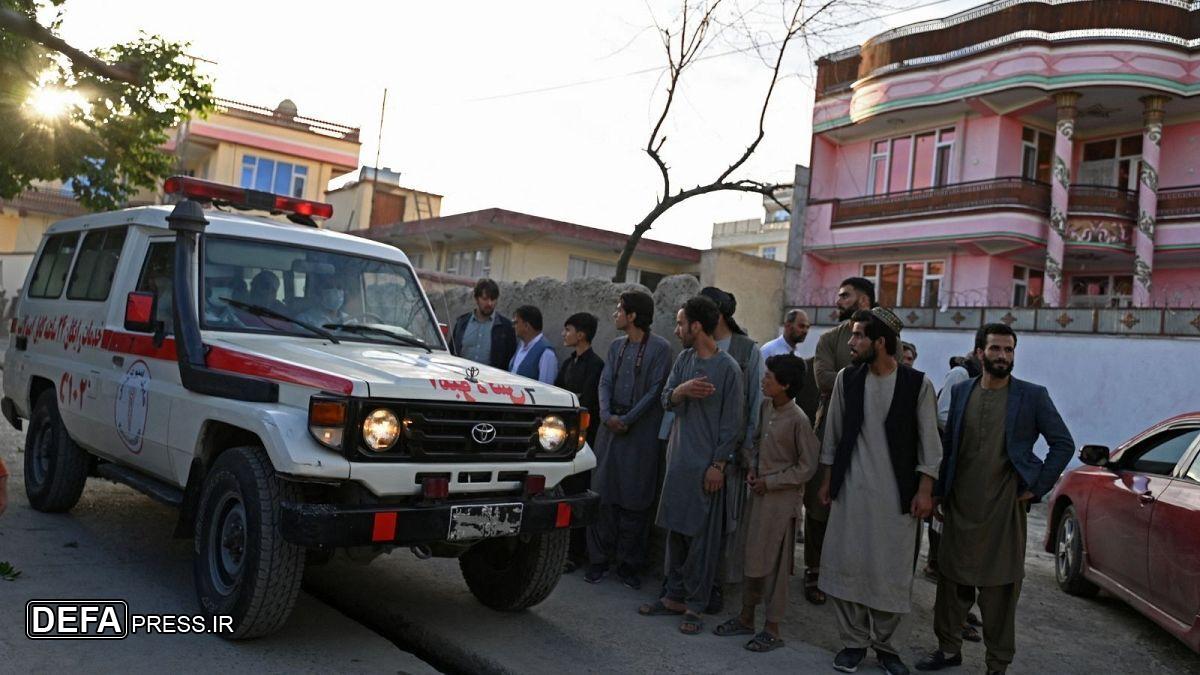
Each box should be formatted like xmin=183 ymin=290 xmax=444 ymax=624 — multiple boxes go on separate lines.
xmin=792 ymin=327 xmax=1200 ymax=458
xmin=698 ymin=249 xmax=786 ymax=344
xmin=423 ymin=274 xmax=702 ymax=361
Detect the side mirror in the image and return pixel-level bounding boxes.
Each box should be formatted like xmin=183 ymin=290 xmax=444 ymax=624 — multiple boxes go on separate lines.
xmin=1079 ymin=444 xmax=1111 ymax=467
xmin=438 ymin=322 xmax=450 ymax=341
xmin=124 ymin=291 xmax=158 ymax=332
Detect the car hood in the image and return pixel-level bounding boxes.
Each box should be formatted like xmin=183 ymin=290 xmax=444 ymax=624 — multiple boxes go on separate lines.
xmin=208 ymin=333 xmax=577 ymax=407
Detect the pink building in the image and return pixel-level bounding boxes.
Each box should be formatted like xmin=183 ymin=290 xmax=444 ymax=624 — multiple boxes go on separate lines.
xmin=799 ymin=0 xmax=1200 ymax=314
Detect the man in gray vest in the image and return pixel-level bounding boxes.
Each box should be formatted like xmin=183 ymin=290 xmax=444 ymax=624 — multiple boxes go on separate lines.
xmin=698 ymin=286 xmax=762 ymax=614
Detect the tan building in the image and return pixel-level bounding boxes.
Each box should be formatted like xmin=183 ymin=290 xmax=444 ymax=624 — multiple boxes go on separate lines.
xmin=0 ymin=97 xmax=362 ymax=294
xmin=324 ymin=166 xmax=442 ymax=232
xmin=359 ymin=208 xmax=701 ymax=291
xmin=710 ymin=175 xmax=807 ymax=261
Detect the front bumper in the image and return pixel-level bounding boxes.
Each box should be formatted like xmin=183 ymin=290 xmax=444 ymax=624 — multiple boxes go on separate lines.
xmin=280 ymin=489 xmax=600 ymax=547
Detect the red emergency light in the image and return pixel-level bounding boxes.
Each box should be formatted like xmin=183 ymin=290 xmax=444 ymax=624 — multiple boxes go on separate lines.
xmin=163 ymin=176 xmax=334 ymax=220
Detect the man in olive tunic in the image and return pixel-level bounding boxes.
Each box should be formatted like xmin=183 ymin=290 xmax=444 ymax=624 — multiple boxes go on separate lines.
xmin=805 ymin=276 xmax=875 ymax=604
xmin=917 ymin=324 xmax=1074 ymax=675
xmin=587 ymin=291 xmax=671 ymax=589
xmin=637 ymin=296 xmax=743 ymax=635
xmin=817 ymin=307 xmax=941 ymax=675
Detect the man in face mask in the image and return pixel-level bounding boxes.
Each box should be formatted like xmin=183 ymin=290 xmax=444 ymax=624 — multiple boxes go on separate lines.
xmin=298 ymin=274 xmax=351 ymax=328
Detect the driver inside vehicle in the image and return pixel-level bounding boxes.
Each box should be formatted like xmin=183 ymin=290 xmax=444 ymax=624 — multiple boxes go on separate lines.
xmin=297 ymin=273 xmax=352 ymax=327
xmin=248 ymin=270 xmax=288 ymax=314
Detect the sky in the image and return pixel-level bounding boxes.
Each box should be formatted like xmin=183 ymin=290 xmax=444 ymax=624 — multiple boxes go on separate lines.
xmin=53 ymin=0 xmax=983 ymax=249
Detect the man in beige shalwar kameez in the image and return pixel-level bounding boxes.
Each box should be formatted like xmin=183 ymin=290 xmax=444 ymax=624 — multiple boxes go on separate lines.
xmin=713 ymin=354 xmax=820 ymax=652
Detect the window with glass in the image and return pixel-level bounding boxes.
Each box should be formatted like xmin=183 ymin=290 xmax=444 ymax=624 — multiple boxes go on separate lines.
xmin=1021 ymin=127 xmax=1054 ymax=183
xmin=1079 ymin=135 xmax=1141 ymax=190
xmin=761 ymin=246 xmax=777 ymax=261
xmin=861 ymin=260 xmax=943 ymax=307
xmin=1012 ymin=265 xmax=1045 ymax=307
xmin=135 ymin=241 xmax=176 ymax=333
xmin=1068 ymin=274 xmax=1133 ymax=308
xmin=66 ymin=228 xmax=127 ymax=301
xmin=444 ymin=248 xmax=491 ymax=278
xmin=28 ymin=233 xmax=79 ymax=299
xmin=567 ymin=256 xmax=641 ymax=284
xmin=198 ymin=236 xmax=442 ymax=348
xmin=868 ymin=127 xmax=956 ymax=195
xmin=239 ymin=155 xmax=309 ymax=198
xmin=1122 ymin=428 xmax=1200 ymax=476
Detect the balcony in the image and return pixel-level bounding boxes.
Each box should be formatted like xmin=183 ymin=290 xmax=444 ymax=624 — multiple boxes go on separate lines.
xmin=712 ymin=218 xmax=790 ymax=238
xmin=1067 ymin=185 xmax=1137 ymax=220
xmin=1157 ymin=185 xmax=1200 ymax=222
xmin=214 ymin=98 xmax=361 ymax=143
xmin=825 ymin=177 xmax=1049 ymax=228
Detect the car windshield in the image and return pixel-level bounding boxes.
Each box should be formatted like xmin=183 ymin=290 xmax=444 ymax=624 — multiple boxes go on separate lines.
xmin=199 ymin=235 xmax=442 ymax=348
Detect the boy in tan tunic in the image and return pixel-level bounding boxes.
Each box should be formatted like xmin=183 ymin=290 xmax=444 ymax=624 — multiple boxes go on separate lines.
xmin=713 ymin=354 xmax=820 ymax=651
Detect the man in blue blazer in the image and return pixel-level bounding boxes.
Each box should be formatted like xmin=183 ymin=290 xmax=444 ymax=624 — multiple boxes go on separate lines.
xmin=917 ymin=323 xmax=1073 ymax=675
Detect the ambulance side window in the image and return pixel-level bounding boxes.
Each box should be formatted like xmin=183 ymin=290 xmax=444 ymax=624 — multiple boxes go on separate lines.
xmin=135 ymin=242 xmax=175 ymax=334
xmin=28 ymin=233 xmax=79 ymax=299
xmin=67 ymin=228 xmax=128 ymax=301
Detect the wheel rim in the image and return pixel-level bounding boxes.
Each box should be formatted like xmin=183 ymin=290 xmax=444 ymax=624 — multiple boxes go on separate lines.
xmin=208 ymin=492 xmax=248 ymax=595
xmin=1056 ymin=515 xmax=1076 ymax=582
xmin=30 ymin=419 xmax=54 ymax=487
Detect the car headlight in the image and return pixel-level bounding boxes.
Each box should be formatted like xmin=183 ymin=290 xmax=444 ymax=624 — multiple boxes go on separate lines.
xmin=537 ymin=415 xmax=568 ymax=452
xmin=362 ymin=408 xmax=400 ymax=451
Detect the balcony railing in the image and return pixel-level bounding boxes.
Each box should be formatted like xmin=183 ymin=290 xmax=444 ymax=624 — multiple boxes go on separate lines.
xmin=214 ymin=98 xmax=361 ymax=143
xmin=1157 ymin=185 xmax=1200 ymax=222
xmin=823 ymin=177 xmax=1049 ymax=227
xmin=0 ymin=188 xmax=90 ymax=217
xmin=1067 ymin=184 xmax=1137 ymax=220
xmin=712 ymin=218 xmax=790 ymax=238
xmin=797 ymin=305 xmax=1200 ymax=337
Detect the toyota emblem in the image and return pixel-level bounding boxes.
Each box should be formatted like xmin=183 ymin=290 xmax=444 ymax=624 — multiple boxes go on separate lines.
xmin=465 ymin=366 xmax=480 ymax=383
xmin=471 ymin=423 xmax=497 ymax=445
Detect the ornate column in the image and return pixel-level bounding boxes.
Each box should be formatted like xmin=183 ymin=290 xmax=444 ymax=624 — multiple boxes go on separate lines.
xmin=1043 ymin=91 xmax=1079 ymax=308
xmin=1134 ymin=95 xmax=1169 ymax=307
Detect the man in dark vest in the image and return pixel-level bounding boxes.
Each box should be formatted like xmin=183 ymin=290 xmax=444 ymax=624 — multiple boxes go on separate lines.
xmin=450 ymin=278 xmax=517 ymax=371
xmin=805 ymin=277 xmax=876 ymax=605
xmin=508 ymin=305 xmax=557 ymax=384
xmin=816 ymin=307 xmax=942 ymax=675
xmin=699 ymin=286 xmax=762 ymax=614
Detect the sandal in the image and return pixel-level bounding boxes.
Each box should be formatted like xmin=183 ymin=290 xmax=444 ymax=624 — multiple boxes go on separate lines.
xmin=966 ymin=611 xmax=982 ymax=627
xmin=713 ymin=617 xmax=755 ymax=636
xmin=679 ymin=612 xmax=704 ymax=635
xmin=638 ymin=600 xmax=684 ymax=617
xmin=961 ymin=622 xmax=982 ymax=643
xmin=803 ymin=569 xmax=826 ymax=605
xmin=745 ymin=631 xmax=785 ymax=652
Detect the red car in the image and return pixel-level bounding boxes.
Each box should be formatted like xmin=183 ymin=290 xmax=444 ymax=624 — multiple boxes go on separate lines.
xmin=1044 ymin=412 xmax=1200 ymax=652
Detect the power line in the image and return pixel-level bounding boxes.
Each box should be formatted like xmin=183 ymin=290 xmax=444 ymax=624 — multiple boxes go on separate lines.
xmin=465 ymin=0 xmax=966 ymax=103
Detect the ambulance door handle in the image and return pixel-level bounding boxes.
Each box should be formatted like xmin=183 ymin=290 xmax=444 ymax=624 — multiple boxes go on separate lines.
xmin=112 ymin=356 xmax=124 ymax=367
xmin=15 ymin=336 xmax=27 ymax=351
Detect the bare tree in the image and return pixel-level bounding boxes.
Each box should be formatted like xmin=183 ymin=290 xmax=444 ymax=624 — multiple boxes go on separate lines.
xmin=612 ymin=0 xmax=869 ymax=282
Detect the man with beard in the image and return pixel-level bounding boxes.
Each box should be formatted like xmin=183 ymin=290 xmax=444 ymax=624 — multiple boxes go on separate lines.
xmin=450 ymin=278 xmax=517 ymax=370
xmin=805 ymin=277 xmax=875 ymax=605
xmin=916 ymin=324 xmax=1073 ymax=675
xmin=761 ymin=309 xmax=811 ymax=358
xmin=817 ymin=307 xmax=941 ymax=675
xmin=638 ymin=295 xmax=743 ymax=636
xmin=698 ymin=286 xmax=762 ymax=612
xmin=587 ymin=292 xmax=671 ymax=589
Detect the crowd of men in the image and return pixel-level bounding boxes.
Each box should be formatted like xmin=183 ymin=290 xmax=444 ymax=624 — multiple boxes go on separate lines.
xmin=448 ymin=276 xmax=1075 ymax=675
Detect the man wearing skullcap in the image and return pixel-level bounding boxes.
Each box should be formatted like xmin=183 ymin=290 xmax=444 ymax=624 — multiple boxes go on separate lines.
xmin=816 ymin=307 xmax=942 ymax=675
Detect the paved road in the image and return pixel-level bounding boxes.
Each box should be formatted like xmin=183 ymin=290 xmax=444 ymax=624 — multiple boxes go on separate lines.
xmin=0 ymin=423 xmax=437 ymax=674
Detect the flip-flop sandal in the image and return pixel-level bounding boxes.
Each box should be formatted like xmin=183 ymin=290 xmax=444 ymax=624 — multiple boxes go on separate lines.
xmin=961 ymin=623 xmax=982 ymax=643
xmin=745 ymin=631 xmax=785 ymax=652
xmin=638 ymin=600 xmax=684 ymax=616
xmin=713 ymin=618 xmax=755 ymax=636
xmin=966 ymin=611 xmax=982 ymax=627
xmin=679 ymin=613 xmax=704 ymax=635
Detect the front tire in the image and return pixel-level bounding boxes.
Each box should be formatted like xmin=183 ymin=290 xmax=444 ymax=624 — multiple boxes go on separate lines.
xmin=193 ymin=446 xmax=305 ymax=639
xmin=460 ymin=529 xmax=568 ymax=611
xmin=24 ymin=389 xmax=89 ymax=512
xmin=1055 ymin=505 xmax=1099 ymax=597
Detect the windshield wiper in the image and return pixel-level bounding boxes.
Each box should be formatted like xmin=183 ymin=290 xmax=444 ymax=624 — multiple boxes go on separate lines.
xmin=219 ymin=297 xmax=340 ymax=344
xmin=323 ymin=323 xmax=431 ymax=353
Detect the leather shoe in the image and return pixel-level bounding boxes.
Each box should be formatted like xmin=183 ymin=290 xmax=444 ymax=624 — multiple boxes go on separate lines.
xmin=877 ymin=650 xmax=910 ymax=675
xmin=833 ymin=647 xmax=868 ymax=673
xmin=915 ymin=650 xmax=962 ymax=671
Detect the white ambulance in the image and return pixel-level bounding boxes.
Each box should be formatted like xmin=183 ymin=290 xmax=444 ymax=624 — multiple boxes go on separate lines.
xmin=2 ymin=177 xmax=598 ymax=638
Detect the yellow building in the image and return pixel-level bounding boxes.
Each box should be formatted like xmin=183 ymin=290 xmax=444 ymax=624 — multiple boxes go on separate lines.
xmin=360 ymin=208 xmax=701 ymax=291
xmin=323 ymin=166 xmax=442 ymax=232
xmin=0 ymin=97 xmax=362 ymax=295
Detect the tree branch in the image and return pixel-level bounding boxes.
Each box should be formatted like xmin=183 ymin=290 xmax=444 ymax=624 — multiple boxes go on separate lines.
xmin=0 ymin=7 xmax=140 ymax=83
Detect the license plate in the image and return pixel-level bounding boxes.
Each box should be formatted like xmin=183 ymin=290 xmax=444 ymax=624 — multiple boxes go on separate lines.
xmin=447 ymin=503 xmax=524 ymax=541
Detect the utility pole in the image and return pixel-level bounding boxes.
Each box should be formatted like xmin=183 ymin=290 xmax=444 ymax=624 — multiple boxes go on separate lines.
xmin=368 ymin=88 xmax=388 ymax=227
